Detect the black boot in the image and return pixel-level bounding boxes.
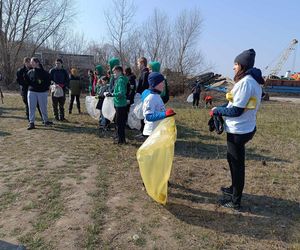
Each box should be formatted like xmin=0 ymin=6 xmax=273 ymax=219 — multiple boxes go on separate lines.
xmin=27 ymin=123 xmax=35 ymax=130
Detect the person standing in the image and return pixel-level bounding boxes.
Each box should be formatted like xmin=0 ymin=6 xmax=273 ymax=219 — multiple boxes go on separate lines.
xmin=26 ymin=57 xmax=53 ymax=130
xmin=16 ymin=57 xmax=42 ymax=120
xmin=49 ymin=59 xmax=69 ymax=121
xmin=191 ymin=81 xmax=201 ymax=108
xmin=68 ymin=68 xmax=82 ymax=114
xmin=211 ymin=49 xmax=264 ymax=209
xmin=124 ymin=67 xmax=136 ymax=111
xmin=136 ymin=57 xmax=149 ymax=94
xmin=142 ymin=72 xmax=175 ymax=137
xmin=106 ymin=66 xmax=128 ymax=144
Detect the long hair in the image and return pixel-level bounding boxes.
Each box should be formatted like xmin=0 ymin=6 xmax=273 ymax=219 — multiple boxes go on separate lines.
xmin=233 ymin=64 xmax=247 ymax=83
xmin=31 ymin=57 xmax=44 ymax=70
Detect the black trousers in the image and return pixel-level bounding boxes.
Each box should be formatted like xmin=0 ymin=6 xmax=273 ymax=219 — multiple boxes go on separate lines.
xmin=69 ymin=95 xmax=80 ymax=112
xmin=52 ymin=94 xmax=66 ymax=119
xmin=226 ymin=128 xmax=256 ymax=204
xmin=115 ymin=106 xmax=127 ymax=143
xmin=22 ymin=91 xmax=42 ymax=120
xmin=193 ymin=93 xmax=200 ymax=106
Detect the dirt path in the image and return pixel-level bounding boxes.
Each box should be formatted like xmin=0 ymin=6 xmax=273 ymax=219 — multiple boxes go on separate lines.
xmin=270 ymin=96 xmax=300 ymax=104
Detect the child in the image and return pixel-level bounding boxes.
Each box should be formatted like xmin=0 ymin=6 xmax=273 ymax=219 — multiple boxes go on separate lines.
xmin=142 ymin=72 xmax=175 ymax=137
xmin=106 ymin=66 xmax=128 ymax=144
xmin=96 ymin=76 xmax=110 ymax=128
xmin=203 ymin=92 xmax=213 ymax=108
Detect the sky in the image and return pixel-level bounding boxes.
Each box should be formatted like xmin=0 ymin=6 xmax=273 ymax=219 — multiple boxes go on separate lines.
xmin=73 ymin=0 xmax=300 ymax=78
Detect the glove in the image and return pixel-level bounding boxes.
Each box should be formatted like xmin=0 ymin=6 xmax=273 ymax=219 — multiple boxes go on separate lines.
xmin=209 ymin=107 xmax=217 ymax=117
xmin=165 ymin=108 xmax=176 ymax=117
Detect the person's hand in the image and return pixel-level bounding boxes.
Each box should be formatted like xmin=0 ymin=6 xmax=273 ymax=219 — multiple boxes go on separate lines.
xmin=165 ymin=108 xmax=176 ymax=117
xmin=209 ymin=107 xmax=217 ymax=116
xmin=105 ymin=92 xmax=113 ymax=97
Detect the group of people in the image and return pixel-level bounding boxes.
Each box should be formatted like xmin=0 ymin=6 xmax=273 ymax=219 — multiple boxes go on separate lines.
xmin=87 ymin=57 xmax=172 ymax=144
xmin=16 ymin=57 xmax=82 ymax=129
xmin=15 ymin=48 xmax=264 ymax=210
xmin=190 ymin=81 xmax=213 ymax=108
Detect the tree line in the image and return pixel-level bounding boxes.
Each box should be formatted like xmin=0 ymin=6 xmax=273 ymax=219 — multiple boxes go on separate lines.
xmin=0 ymin=0 xmax=204 ymax=88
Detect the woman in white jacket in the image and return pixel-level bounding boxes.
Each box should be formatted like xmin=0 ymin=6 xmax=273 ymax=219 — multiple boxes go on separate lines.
xmin=212 ymin=49 xmax=264 ymax=209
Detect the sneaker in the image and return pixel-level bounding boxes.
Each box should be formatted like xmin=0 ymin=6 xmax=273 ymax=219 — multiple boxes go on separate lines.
xmin=27 ymin=123 xmax=35 ymax=130
xmin=219 ymin=199 xmax=240 ymax=210
xmin=220 ymin=186 xmax=233 ymax=196
xmin=44 ymin=121 xmax=53 ymax=126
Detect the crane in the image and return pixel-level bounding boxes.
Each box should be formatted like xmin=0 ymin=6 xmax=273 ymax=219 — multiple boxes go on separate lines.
xmin=265 ymin=39 xmax=298 ymax=77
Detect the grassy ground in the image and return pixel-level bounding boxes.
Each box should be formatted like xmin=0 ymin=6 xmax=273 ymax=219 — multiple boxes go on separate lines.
xmin=0 ymin=93 xmax=299 ymax=249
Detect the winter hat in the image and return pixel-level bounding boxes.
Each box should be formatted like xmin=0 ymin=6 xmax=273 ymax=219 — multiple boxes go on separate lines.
xmin=148 ymin=72 xmax=164 ymax=88
xmin=108 ymin=58 xmax=120 ymax=73
xmin=95 ymin=65 xmax=104 ymax=76
xmin=148 ymin=61 xmax=161 ymax=72
xmin=234 ymin=49 xmax=256 ymax=69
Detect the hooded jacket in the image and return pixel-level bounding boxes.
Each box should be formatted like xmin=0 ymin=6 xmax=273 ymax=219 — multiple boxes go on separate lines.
xmin=113 ymin=75 xmax=128 ymax=107
xmin=108 ymin=58 xmax=120 ymax=92
xmin=27 ymin=68 xmax=51 ymax=92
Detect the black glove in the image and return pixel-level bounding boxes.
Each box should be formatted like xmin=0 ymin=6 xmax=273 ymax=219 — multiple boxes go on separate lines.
xmin=208 ymin=115 xmax=224 ymax=134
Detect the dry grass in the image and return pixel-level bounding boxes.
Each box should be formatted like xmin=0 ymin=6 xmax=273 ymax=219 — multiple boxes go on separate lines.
xmin=0 ymin=92 xmax=299 ymax=249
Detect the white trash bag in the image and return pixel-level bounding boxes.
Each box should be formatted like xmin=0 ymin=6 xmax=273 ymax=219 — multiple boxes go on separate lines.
xmin=187 ymin=93 xmax=193 ymax=103
xmin=50 ymin=84 xmax=64 ymax=98
xmin=128 ymin=104 xmax=141 ymax=130
xmin=85 ymin=96 xmax=100 ymax=120
xmin=133 ymin=93 xmax=144 ymax=119
xmin=102 ymin=97 xmax=115 ymax=122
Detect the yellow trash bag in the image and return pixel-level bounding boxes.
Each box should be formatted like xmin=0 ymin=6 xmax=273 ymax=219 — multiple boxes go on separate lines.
xmin=137 ymin=117 xmax=177 ymax=205
xmin=226 ymin=92 xmax=257 ymax=109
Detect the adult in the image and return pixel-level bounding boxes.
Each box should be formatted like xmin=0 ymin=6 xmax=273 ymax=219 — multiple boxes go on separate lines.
xmin=91 ymin=65 xmax=104 ymax=96
xmin=68 ymin=68 xmax=82 ymax=114
xmin=136 ymin=57 xmax=149 ymax=137
xmin=136 ymin=57 xmax=149 ymax=94
xmin=211 ymin=49 xmax=264 ymax=209
xmin=49 ymin=58 xmax=69 ymax=121
xmin=16 ymin=57 xmax=42 ymax=120
xmin=124 ymin=67 xmax=136 ymax=109
xmin=191 ymin=81 xmax=201 ymax=108
xmin=26 ymin=57 xmax=52 ymax=130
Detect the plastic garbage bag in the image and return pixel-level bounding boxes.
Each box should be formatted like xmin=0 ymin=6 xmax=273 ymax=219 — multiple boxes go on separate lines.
xmin=187 ymin=93 xmax=193 ymax=103
xmin=50 ymin=84 xmax=64 ymax=97
xmin=133 ymin=93 xmax=144 ymax=119
xmin=128 ymin=104 xmax=141 ymax=130
xmin=137 ymin=117 xmax=177 ymax=205
xmin=85 ymin=96 xmax=100 ymax=120
xmin=102 ymin=97 xmax=115 ymax=122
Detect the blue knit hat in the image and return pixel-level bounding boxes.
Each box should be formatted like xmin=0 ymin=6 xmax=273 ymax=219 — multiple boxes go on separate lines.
xmin=234 ymin=49 xmax=256 ymax=70
xmin=148 ymin=72 xmax=164 ymax=88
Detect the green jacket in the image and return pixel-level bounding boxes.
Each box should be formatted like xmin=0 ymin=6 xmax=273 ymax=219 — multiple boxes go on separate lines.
xmin=113 ymin=75 xmax=128 ymax=107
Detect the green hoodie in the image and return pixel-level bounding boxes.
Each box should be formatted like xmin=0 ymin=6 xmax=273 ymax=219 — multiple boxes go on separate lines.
xmin=113 ymin=75 xmax=128 ymax=107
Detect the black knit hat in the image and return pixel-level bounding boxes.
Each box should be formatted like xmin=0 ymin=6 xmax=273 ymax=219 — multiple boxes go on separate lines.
xmin=234 ymin=49 xmax=256 ymax=70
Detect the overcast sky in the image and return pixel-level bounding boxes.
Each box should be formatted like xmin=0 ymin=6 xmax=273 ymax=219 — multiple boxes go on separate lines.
xmin=73 ymin=0 xmax=300 ymax=78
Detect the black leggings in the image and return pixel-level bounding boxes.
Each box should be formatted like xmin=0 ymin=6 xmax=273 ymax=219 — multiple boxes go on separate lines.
xmin=226 ymin=128 xmax=256 ymax=204
xmin=69 ymin=95 xmax=81 ymax=112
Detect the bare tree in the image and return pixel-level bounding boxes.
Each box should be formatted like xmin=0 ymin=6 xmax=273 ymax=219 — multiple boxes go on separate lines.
xmin=63 ymin=31 xmax=87 ymax=55
xmin=143 ymin=9 xmax=171 ymax=65
xmin=0 ymin=0 xmax=74 ymax=87
xmin=173 ymin=8 xmax=203 ymax=75
xmin=104 ymin=0 xmax=136 ymax=66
